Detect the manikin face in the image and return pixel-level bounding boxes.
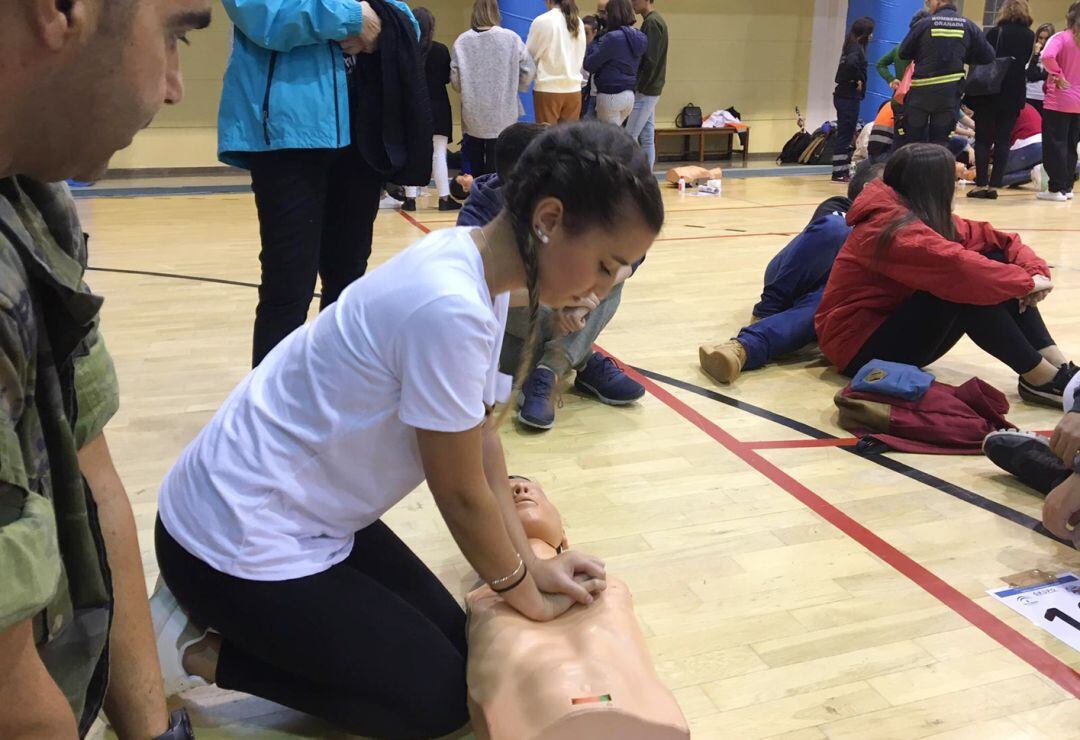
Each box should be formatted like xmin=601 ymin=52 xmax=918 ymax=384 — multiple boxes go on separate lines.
xmin=510 ymin=477 xmax=567 ymax=550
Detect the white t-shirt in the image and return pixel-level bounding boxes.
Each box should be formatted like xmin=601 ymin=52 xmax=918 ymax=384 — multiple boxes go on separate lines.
xmin=159 ymin=228 xmax=511 ymax=580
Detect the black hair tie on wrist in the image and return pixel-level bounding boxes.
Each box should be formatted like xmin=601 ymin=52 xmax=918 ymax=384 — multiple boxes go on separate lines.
xmin=491 ymin=563 xmax=529 ymax=594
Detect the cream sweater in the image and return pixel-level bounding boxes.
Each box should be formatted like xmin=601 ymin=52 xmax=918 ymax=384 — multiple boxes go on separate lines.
xmin=526 ymin=8 xmax=586 ymax=93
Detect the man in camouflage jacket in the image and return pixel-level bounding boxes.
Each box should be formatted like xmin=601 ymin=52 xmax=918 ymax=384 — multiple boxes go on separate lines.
xmin=0 ymin=0 xmax=210 ymax=737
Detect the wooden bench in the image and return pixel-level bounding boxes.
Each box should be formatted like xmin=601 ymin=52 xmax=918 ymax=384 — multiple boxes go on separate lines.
xmin=653 ymin=126 xmax=750 ymax=165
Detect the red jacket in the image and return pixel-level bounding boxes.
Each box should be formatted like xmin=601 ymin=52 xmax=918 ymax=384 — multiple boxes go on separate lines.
xmin=814 ymin=180 xmax=1048 ymax=372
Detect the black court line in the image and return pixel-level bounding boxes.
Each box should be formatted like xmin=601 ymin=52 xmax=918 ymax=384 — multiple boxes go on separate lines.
xmin=86 ymin=265 xmax=1068 ymax=546
xmin=634 ymin=367 xmax=1071 ymax=547
xmin=85 ymin=266 xmax=324 ymax=298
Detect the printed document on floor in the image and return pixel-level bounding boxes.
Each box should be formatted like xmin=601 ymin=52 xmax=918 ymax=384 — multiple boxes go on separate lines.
xmin=989 ymin=573 xmax=1080 ymax=652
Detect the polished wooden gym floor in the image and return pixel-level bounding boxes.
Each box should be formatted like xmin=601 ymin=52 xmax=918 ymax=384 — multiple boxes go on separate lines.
xmin=78 ymin=174 xmax=1080 ymax=739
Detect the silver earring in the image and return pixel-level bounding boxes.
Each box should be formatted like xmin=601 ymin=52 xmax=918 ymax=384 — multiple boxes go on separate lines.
xmin=535 ymin=227 xmax=550 ymax=245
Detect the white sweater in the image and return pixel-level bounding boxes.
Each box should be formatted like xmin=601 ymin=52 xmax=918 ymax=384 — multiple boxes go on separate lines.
xmin=451 ymin=28 xmax=536 ymax=139
xmin=526 ymin=8 xmax=586 ymax=93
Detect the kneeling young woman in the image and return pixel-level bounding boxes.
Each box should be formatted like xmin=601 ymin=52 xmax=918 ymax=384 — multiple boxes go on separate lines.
xmin=151 ymin=122 xmax=664 ymax=739
xmin=815 ymin=143 xmax=1074 ymax=406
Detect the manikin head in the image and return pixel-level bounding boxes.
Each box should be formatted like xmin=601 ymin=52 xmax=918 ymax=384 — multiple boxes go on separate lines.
xmin=509 ymin=476 xmax=568 ymax=551
xmin=1 ymin=0 xmax=212 ymax=182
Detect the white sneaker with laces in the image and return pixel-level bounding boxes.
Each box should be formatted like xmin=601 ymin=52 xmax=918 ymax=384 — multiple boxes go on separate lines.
xmin=150 ymin=578 xmax=210 ymax=697
xmin=1037 ymin=190 xmax=1068 ymax=202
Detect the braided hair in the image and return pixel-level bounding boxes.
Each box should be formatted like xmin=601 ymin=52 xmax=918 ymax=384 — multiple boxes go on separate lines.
xmin=499 ymin=121 xmax=664 ymax=419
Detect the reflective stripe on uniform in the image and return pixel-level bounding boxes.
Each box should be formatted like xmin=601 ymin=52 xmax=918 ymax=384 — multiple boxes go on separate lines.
xmin=931 ymin=29 xmax=965 ymax=37
xmin=910 ymin=72 xmax=966 ymax=87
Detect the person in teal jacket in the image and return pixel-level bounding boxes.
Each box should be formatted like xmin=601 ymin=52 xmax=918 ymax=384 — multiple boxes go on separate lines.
xmin=219 ymin=0 xmax=419 ymax=366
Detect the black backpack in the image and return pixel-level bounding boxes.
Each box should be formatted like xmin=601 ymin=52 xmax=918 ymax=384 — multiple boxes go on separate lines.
xmin=778 ymin=131 xmax=814 ymax=164
xmin=806 ymin=129 xmax=837 ymax=165
xmin=676 ymin=103 xmax=703 ymax=128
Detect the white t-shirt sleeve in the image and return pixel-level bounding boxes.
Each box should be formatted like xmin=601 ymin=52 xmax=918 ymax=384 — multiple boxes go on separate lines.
xmin=397 ymin=295 xmax=496 ymax=433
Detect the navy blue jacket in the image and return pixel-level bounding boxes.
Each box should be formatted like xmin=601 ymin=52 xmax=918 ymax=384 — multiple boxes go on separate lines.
xmin=584 ymin=27 xmax=648 ymax=95
xmin=457 ymin=174 xmax=503 ymax=228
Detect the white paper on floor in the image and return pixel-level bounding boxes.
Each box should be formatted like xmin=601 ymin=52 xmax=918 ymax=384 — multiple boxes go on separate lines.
xmin=989 ymin=572 xmax=1080 ymax=652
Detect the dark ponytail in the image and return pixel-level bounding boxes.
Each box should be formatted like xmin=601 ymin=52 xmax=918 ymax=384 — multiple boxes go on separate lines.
xmin=499 ymin=122 xmax=663 ymax=417
xmin=552 ymin=0 xmax=581 ymax=37
xmin=843 ymin=16 xmax=875 ymax=53
xmin=874 ymin=144 xmax=958 ymax=262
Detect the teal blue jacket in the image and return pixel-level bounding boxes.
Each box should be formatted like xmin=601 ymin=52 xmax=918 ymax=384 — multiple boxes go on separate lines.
xmin=217 ymin=0 xmax=417 ymax=168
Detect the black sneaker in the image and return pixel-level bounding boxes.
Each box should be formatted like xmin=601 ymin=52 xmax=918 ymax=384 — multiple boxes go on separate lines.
xmin=438 ymin=196 xmax=462 ymax=211
xmin=983 ymin=430 xmax=1071 ymax=495
xmin=1018 ymin=362 xmax=1080 ymax=408
xmin=967 ymin=188 xmax=998 ymax=200
xmin=402 ymin=197 xmax=417 ymax=212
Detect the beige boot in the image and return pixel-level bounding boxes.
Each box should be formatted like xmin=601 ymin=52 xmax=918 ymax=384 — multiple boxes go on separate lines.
xmin=699 ymin=340 xmax=748 ymax=384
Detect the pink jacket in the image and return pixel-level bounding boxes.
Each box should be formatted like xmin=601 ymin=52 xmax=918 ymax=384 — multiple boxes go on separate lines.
xmin=1042 ymin=31 xmax=1080 ymax=114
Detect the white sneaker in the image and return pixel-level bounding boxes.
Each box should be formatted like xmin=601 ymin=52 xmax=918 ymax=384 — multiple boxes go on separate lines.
xmin=1067 ymin=192 xmax=1075 ymax=200
xmin=149 ymin=579 xmax=209 ymax=697
xmin=1036 ymin=191 xmax=1068 ymax=202
xmin=378 ymin=194 xmax=403 ymax=209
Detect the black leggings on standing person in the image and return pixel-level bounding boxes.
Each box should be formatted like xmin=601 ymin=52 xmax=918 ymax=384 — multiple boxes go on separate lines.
xmin=1042 ymin=109 xmax=1080 ymax=195
xmin=464 ymin=136 xmax=498 ymax=176
xmin=972 ymin=105 xmax=1022 ymax=189
xmin=248 ymin=145 xmax=383 ymax=367
xmin=843 ymin=290 xmax=1055 ymax=377
xmin=155 ymin=517 xmax=469 ymax=739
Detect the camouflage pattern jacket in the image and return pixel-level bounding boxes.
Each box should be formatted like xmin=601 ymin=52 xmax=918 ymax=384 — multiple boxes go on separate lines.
xmin=0 ymin=176 xmax=119 ymax=736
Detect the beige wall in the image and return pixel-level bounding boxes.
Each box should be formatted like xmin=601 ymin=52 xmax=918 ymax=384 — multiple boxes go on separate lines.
xmin=110 ymin=0 xmax=944 ymax=169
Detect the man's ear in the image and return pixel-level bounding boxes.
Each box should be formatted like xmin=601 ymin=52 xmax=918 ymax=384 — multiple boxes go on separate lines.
xmin=29 ymin=0 xmax=94 ymax=52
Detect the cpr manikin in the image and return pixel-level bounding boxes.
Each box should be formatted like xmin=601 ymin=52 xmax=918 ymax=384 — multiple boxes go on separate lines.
xmin=466 ymin=478 xmax=689 ymax=740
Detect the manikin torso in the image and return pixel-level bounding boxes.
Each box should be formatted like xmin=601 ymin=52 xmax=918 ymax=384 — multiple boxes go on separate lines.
xmin=465 ymin=480 xmax=689 ymax=740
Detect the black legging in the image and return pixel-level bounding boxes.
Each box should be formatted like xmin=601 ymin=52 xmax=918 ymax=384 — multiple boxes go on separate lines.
xmin=843 ymin=291 xmax=1054 ymax=377
xmin=973 ymin=105 xmax=1022 ymax=188
xmin=155 ymin=517 xmax=469 ymax=739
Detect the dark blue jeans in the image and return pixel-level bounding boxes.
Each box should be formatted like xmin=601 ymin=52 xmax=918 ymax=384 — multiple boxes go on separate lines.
xmin=737 ymin=215 xmax=851 ymax=370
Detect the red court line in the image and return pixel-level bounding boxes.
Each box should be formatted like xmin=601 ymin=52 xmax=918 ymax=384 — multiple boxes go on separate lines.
xmin=398 ymin=209 xmax=432 ymax=234
xmin=657 ymin=231 xmax=798 ymax=243
xmin=746 ymin=438 xmax=859 ymax=449
xmin=398 ymin=210 xmax=795 ymax=244
xmin=598 ymin=348 xmax=1080 ymax=700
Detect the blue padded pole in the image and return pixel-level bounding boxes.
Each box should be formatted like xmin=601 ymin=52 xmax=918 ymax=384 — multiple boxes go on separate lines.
xmin=499 ymin=0 xmax=547 ymax=121
xmin=845 ymin=0 xmax=925 ymax=123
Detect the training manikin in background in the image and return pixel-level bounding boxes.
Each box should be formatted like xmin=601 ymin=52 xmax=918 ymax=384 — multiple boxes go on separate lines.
xmin=467 ymin=477 xmax=689 ymax=740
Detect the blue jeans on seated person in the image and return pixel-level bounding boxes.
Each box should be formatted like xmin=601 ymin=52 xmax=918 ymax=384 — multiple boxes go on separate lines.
xmin=736 ymin=215 xmax=851 ymax=370
xmin=1000 ymin=142 xmax=1043 ymax=187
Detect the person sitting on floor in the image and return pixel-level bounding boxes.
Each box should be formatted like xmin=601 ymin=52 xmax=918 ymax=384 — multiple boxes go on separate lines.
xmin=815 ymin=143 xmax=1076 ymax=407
xmin=984 ymin=375 xmax=1080 ymax=549
xmin=698 ymin=162 xmax=884 ymax=385
xmin=458 ymin=122 xmax=645 ymax=430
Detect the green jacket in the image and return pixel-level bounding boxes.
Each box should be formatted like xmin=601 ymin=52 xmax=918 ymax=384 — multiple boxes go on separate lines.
xmin=0 ymin=177 xmax=119 ymax=737
xmin=636 ymin=10 xmax=668 ymax=97
xmin=876 ymin=45 xmax=912 ymax=84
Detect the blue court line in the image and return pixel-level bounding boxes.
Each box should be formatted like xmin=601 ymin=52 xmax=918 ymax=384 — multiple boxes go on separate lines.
xmin=70 ymin=165 xmax=830 ymax=199
xmin=70 ymin=184 xmax=251 ymax=199
xmin=632 ymin=367 xmax=1071 ymax=547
